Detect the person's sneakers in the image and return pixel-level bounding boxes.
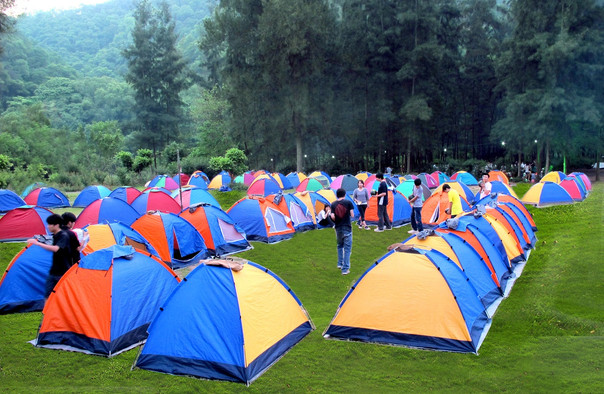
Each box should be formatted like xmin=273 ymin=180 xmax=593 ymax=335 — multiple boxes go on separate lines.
xmin=341 ymin=270 xmax=350 ymax=275
xmin=364 ymin=226 xmax=371 ymax=230
xmin=337 ymin=265 xmax=342 ymax=269
xmin=385 ymin=227 xmax=393 ymax=230
xmin=374 ymin=228 xmax=384 ymax=232
xmin=358 ymin=224 xmax=363 ymax=229
xmin=407 ymin=229 xmax=416 ymax=234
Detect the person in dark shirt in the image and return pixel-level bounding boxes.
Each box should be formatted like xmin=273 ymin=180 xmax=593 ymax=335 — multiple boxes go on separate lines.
xmin=330 ymin=188 xmax=354 ymax=275
xmin=61 ymin=212 xmax=82 ymax=266
xmin=374 ymin=173 xmax=392 ymax=232
xmin=27 ymin=214 xmax=72 ymax=299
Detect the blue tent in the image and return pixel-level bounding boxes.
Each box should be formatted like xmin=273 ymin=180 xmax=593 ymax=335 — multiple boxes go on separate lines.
xmin=23 ymin=187 xmax=70 ymax=208
xmin=266 ymin=193 xmax=315 ymax=232
xmin=0 ymin=189 xmax=26 ymax=212
xmin=227 ymin=197 xmax=295 ymax=243
xmin=73 ymin=185 xmax=112 ymax=208
xmin=0 ymin=245 xmax=52 ymax=314
xmin=135 ymin=261 xmax=313 ymax=385
xmin=187 ymin=171 xmax=210 ymax=189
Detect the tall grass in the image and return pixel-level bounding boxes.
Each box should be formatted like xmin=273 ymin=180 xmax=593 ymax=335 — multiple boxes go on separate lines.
xmin=0 ymin=183 xmax=602 ymax=392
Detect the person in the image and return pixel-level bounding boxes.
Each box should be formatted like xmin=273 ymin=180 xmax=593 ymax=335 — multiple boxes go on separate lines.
xmin=408 ymin=178 xmax=424 ymax=234
xmin=353 ymin=179 xmax=371 ymax=229
xmin=330 ymin=188 xmax=354 ymax=275
xmin=443 ymin=183 xmax=462 ymax=218
xmin=478 ymin=174 xmax=492 ymax=200
xmin=374 ymin=173 xmax=392 ymax=232
xmin=27 ymin=214 xmax=73 ymax=300
xmin=61 ymin=212 xmax=82 ymax=266
xmin=386 ymin=166 xmax=392 ymax=176
xmin=317 ymin=205 xmax=334 ymax=227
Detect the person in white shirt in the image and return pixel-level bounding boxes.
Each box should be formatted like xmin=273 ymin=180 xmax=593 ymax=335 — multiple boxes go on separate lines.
xmin=479 ymin=174 xmax=492 ymax=200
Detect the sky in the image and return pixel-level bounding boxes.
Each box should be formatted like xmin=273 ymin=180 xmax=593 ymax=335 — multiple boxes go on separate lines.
xmin=8 ymin=0 xmax=111 ymax=16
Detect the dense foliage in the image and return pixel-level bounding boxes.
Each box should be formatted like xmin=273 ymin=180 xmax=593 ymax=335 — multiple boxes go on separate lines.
xmin=0 ymin=0 xmax=602 ymax=191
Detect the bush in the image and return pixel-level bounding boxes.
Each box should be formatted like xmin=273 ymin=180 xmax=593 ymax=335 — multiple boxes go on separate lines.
xmin=133 ymin=149 xmax=153 ymax=173
xmin=116 ymin=151 xmax=134 ymax=170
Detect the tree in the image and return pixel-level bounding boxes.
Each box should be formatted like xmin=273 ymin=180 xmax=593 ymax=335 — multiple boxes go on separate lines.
xmin=123 ymin=0 xmax=190 ymax=166
xmin=0 ymin=0 xmax=15 ymax=55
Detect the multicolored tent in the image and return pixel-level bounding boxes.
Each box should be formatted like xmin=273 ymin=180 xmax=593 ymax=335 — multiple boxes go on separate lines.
xmin=0 ymin=189 xmax=26 ymax=212
xmin=81 ymin=222 xmax=159 ymax=259
xmin=450 ymin=171 xmax=479 ymax=186
xmin=420 ymin=191 xmax=471 ymax=226
xmin=521 ymin=181 xmax=574 ymax=207
xmin=34 ymin=246 xmax=180 ymax=357
xmin=0 ymin=244 xmax=52 ymax=314
xmin=433 ymin=181 xmax=476 ymax=205
xmin=364 ymin=191 xmax=411 ymax=227
xmin=323 ymin=248 xmax=491 ymax=354
xmin=395 ymin=180 xmax=431 ymax=201
xmin=131 ymin=189 xmax=181 ymax=215
xmin=568 ymin=172 xmax=591 ymax=192
xmin=488 ymin=170 xmax=509 ymax=184
xmin=558 ymin=178 xmax=586 ymax=201
xmin=566 ymin=173 xmax=588 ymax=196
xmin=247 ymin=177 xmax=282 ymax=197
xmin=416 ymin=173 xmax=439 ymax=189
xmin=294 ymin=191 xmax=332 ymax=227
xmin=430 ymin=171 xmax=451 ymax=185
xmin=179 ymin=204 xmax=252 ymax=257
xmin=266 ymin=193 xmax=315 ymax=232
xmin=74 ymin=197 xmax=140 ymax=228
xmin=147 ymin=175 xmax=179 ymax=191
xmin=208 ymin=173 xmax=232 ymax=190
xmin=0 ymin=206 xmax=53 ymax=242
xmin=171 ymin=187 xmax=221 ymax=209
xmin=271 ymin=172 xmax=293 ymax=190
xmin=286 ymin=172 xmax=307 ymax=188
xmin=172 ymin=173 xmax=190 ymax=186
xmin=540 ymin=171 xmax=566 ymax=184
xmin=473 ymin=181 xmax=518 ymax=201
xmin=134 ymin=260 xmax=314 ymax=385
xmin=296 ymin=177 xmax=325 ymax=192
xmin=72 ymin=185 xmax=112 ymax=208
xmin=227 ymin=197 xmax=295 ymax=243
xmin=330 ymin=174 xmax=360 ymax=194
xmin=108 ymin=186 xmax=142 ymax=204
xmin=131 ymin=212 xmax=209 ymax=269
xmin=23 ymin=187 xmax=70 ymax=208
xmin=187 ymin=171 xmax=210 ymax=189
xmin=355 ymin=172 xmax=371 ymax=181
xmin=20 ymin=182 xmax=46 ymax=199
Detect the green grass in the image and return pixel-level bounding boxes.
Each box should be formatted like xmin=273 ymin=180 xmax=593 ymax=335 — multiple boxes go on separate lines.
xmin=1 ymin=184 xmax=602 ymax=392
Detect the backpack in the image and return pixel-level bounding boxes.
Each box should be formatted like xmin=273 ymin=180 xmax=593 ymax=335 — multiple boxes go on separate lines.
xmin=334 ymin=202 xmax=349 ymax=220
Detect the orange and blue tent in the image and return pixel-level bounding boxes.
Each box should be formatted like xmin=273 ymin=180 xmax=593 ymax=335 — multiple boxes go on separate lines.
xmin=286 ymin=172 xmax=307 ymax=188
xmin=134 ymin=260 xmax=314 ymax=385
xmin=23 ymin=187 xmax=70 ymax=208
xmin=0 ymin=244 xmax=52 ymax=314
xmin=450 ymin=171 xmax=479 ymax=186
xmin=73 ymin=185 xmax=112 ymax=208
xmin=473 ymin=181 xmax=518 ymax=201
xmin=323 ymin=248 xmax=491 ymax=354
xmin=364 ymin=191 xmax=411 ymax=227
xmin=266 ymin=193 xmax=314 ymax=232
xmin=178 ymin=204 xmax=252 ymax=257
xmin=488 ymin=170 xmax=509 ymax=184
xmin=433 ymin=181 xmax=476 ymax=205
xmin=315 ymin=189 xmax=360 ymax=221
xmin=187 ymin=171 xmax=210 ymax=189
xmin=131 ymin=189 xmax=181 ymax=215
xmin=147 ymin=175 xmax=179 ymax=191
xmin=540 ymin=171 xmax=567 ymax=184
xmin=74 ymin=197 xmax=140 ymax=228
xmin=248 ymin=177 xmax=282 ymax=197
xmin=0 ymin=189 xmax=26 ymax=212
xmin=483 ymin=209 xmax=530 ymax=260
xmin=34 ymin=245 xmax=180 ymax=357
xmin=108 ymin=186 xmax=141 ymax=204
xmin=294 ymin=191 xmax=332 ymax=227
xmin=0 ymin=206 xmax=53 ymax=242
xmin=430 ymin=171 xmax=451 ymax=185
xmin=475 ymin=194 xmax=537 ymax=232
xmin=227 ymin=197 xmax=295 ymax=243
xmin=421 ymin=191 xmax=471 ymax=226
xmin=81 ymin=222 xmax=160 ymax=259
xmin=131 ymin=212 xmax=209 ymax=269
xmin=171 ymin=187 xmax=221 ymax=209
xmin=521 ymin=181 xmax=574 ymax=207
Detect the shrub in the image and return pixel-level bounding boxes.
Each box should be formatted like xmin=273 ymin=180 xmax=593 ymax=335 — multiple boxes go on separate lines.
xmin=133 ymin=149 xmax=153 ymax=173
xmin=116 ymin=151 xmax=134 ymax=170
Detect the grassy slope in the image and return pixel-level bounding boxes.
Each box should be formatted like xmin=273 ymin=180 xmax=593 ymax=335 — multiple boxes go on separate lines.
xmin=0 ymin=184 xmax=602 ymax=392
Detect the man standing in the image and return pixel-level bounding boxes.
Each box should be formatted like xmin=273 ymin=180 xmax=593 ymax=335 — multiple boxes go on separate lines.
xmin=374 ymin=173 xmax=392 ymax=232
xmin=330 ymin=188 xmax=354 ymax=275
xmin=408 ymin=178 xmax=424 ymax=234
xmin=443 ymin=184 xmax=462 ymax=218
xmin=27 ymin=214 xmax=73 ymax=300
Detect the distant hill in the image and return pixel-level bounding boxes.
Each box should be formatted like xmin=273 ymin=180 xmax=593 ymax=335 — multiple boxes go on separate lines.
xmin=15 ymin=0 xmax=217 ymax=79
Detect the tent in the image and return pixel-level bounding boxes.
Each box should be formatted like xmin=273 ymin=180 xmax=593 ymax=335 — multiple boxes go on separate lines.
xmin=395 ymin=180 xmax=431 ymax=201
xmin=385 ymin=174 xmax=401 ymax=187
xmin=475 ymin=194 xmax=537 ymax=231
xmin=309 ymin=170 xmax=331 ymax=181
xmin=417 ymin=173 xmax=439 ymax=189
xmin=0 ymin=244 xmax=52 ymax=314
xmin=33 ymin=246 xmax=180 ymax=357
xmin=74 ymin=197 xmax=141 ymax=228
xmin=558 ymin=178 xmax=586 ymax=201
xmin=420 ymin=191 xmax=471 ymax=226
xmin=81 ymin=222 xmax=159 ymax=259
xmin=355 ymin=172 xmax=371 ymax=181
xmin=179 ymin=204 xmax=252 ymax=256
xmin=227 ymin=197 xmax=295 ymax=243
xmin=131 ymin=189 xmax=182 ymax=215
xmin=266 ymin=193 xmax=315 ymax=232
xmin=171 ymin=187 xmax=221 ymax=209
xmin=147 ymin=175 xmax=179 ymax=191
xmin=364 ymin=191 xmax=411 ymax=227
xmin=566 ymin=174 xmax=588 ymax=196
xmin=433 ymin=181 xmax=476 ymax=205
xmin=323 ymin=248 xmax=491 ymax=354
xmin=402 ymin=174 xmax=418 ymax=181
xmin=271 ymin=173 xmax=293 ymax=190
xmin=72 ymin=185 xmax=112 ymax=208
xmin=540 ymin=171 xmax=566 ymax=184
xmin=330 ymin=174 xmax=361 ymax=194
xmin=247 ymin=177 xmax=282 ymax=197
xmin=141 ymin=186 xmax=172 ymax=196
xmin=108 ymin=186 xmax=142 ymax=204
xmin=568 ymin=172 xmax=591 ymax=192
xmin=172 ymin=173 xmax=190 ymax=186
xmin=134 ymin=260 xmax=314 ymax=385
xmin=296 ymin=177 xmax=325 ymax=192
xmin=0 ymin=206 xmax=53 ymax=242
xmin=315 ymin=189 xmax=360 ymax=221
xmin=20 ymin=182 xmax=46 ymax=199
xmin=0 ymin=189 xmax=26 ymax=212
xmin=208 ymin=173 xmax=232 ymax=190
xmin=23 ymin=187 xmax=70 ymax=208
xmin=488 ymin=170 xmax=509 ymax=184
xmin=450 ymin=171 xmax=479 ymax=186
xmin=286 ymin=172 xmax=307 ymax=188
xmin=187 ymin=171 xmax=210 ymax=189
xmin=521 ymin=182 xmax=574 ymax=207
xmin=294 ymin=191 xmax=333 ymax=227
xmin=473 ymin=181 xmax=518 ymax=201
xmin=131 ymin=212 xmax=209 ymax=269
xmin=430 ymin=171 xmax=451 ymax=185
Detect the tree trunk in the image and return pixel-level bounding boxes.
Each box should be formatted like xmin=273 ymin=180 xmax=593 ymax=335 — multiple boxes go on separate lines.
xmin=517 ymin=151 xmax=522 ymax=178
xmin=296 ymin=128 xmax=303 ymax=172
xmin=544 ymin=139 xmax=550 ymax=176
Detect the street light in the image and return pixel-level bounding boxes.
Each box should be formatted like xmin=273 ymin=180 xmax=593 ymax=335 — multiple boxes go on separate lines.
xmin=501 ymin=141 xmax=506 ymax=146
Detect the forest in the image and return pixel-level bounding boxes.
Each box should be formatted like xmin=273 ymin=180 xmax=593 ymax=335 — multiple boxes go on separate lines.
xmin=0 ymin=0 xmax=602 ymax=192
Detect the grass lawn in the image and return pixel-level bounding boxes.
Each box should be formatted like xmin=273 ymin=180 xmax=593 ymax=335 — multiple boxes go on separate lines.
xmin=0 ymin=183 xmax=602 ymax=392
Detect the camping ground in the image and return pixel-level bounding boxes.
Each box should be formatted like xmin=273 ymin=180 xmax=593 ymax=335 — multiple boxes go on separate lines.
xmin=0 ymin=182 xmax=602 ymax=392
